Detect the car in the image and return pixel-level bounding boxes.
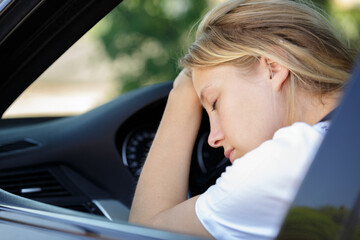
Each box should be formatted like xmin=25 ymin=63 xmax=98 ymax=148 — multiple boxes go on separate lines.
xmin=0 ymin=0 xmax=359 ymax=239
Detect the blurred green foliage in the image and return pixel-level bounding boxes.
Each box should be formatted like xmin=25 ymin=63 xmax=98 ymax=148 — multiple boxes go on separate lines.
xmin=351 ymin=222 xmax=360 ymax=240
xmin=96 ymin=0 xmax=360 ymax=94
xmin=312 ymin=0 xmax=360 ymax=49
xmin=330 ymin=6 xmax=360 ymax=49
xmin=97 ymin=0 xmax=210 ymax=93
xmin=277 ymin=206 xmax=349 ymax=240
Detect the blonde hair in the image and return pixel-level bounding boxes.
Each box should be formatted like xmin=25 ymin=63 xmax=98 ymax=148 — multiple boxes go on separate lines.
xmin=180 ymin=0 xmax=354 ymax=122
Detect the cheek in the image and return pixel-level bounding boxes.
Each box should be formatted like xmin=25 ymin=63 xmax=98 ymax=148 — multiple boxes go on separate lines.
xmin=220 ymin=96 xmax=276 ymax=155
xmin=219 ymin=84 xmax=280 ymax=153
xmin=220 ymin=94 xmax=256 ymax=130
xmin=218 ymin=100 xmax=248 ymax=146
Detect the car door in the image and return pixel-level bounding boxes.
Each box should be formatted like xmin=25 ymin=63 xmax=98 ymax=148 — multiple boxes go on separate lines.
xmin=278 ymin=58 xmax=360 ymax=240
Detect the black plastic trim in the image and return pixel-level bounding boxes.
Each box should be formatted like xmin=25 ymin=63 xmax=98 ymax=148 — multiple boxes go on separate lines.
xmin=0 ymin=0 xmax=122 ymax=117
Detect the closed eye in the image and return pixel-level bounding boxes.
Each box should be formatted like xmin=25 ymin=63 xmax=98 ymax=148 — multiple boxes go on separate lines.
xmin=211 ymin=99 xmax=217 ymax=111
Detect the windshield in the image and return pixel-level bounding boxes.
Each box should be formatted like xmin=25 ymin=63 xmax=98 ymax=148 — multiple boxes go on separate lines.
xmin=3 ymin=0 xmax=359 ymax=118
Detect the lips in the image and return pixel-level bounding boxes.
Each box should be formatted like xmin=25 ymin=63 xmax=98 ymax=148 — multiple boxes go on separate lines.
xmin=224 ymin=148 xmax=234 ymax=160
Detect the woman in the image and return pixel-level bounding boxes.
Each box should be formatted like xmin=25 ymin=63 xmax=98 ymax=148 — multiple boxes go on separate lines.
xmin=128 ymin=0 xmax=354 ymax=239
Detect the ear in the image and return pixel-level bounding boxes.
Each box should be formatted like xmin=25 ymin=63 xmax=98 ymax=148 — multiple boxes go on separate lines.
xmin=263 ymin=57 xmax=289 ymax=92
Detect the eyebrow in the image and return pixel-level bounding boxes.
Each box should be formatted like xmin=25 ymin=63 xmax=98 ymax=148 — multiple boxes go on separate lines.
xmin=199 ymin=84 xmax=212 ymax=105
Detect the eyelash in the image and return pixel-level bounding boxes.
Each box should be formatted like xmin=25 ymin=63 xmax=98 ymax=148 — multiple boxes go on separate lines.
xmin=211 ymin=99 xmax=217 ymax=111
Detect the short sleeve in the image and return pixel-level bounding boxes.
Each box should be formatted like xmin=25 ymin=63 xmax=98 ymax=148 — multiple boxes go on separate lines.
xmin=195 ymin=122 xmax=326 ymax=240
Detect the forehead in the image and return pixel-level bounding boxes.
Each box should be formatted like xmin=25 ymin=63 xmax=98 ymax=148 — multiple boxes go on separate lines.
xmin=193 ymin=65 xmax=235 ymax=106
xmin=192 ymin=64 xmax=239 ymax=94
xmin=192 ymin=67 xmax=215 ymax=100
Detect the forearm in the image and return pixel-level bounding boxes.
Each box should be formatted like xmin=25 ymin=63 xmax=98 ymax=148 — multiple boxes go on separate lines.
xmin=129 ymin=85 xmax=202 ymax=225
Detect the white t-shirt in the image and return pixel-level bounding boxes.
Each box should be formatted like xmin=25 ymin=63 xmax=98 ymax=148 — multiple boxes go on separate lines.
xmin=195 ymin=121 xmax=330 ymax=240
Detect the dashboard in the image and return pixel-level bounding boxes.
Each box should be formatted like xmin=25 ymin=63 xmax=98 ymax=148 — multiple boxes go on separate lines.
xmin=116 ymin=96 xmax=231 ymax=197
xmin=0 ymin=81 xmax=230 ymax=220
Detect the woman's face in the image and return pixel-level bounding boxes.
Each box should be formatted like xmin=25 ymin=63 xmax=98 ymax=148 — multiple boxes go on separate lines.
xmin=192 ymin=61 xmax=288 ymax=162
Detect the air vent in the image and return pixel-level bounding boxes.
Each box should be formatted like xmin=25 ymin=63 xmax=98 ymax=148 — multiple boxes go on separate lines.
xmin=0 ymin=169 xmax=70 ymax=198
xmin=0 ymin=139 xmax=39 ymax=154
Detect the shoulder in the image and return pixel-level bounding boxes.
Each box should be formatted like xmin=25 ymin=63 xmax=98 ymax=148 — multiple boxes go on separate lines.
xmin=228 ymin=122 xmax=326 ymax=178
xmin=273 ymin=121 xmax=329 ymax=141
xmin=264 ymin=122 xmax=327 ymax=158
xmin=195 ymin=122 xmax=328 ymax=239
xmin=205 ymin=122 xmax=327 ymax=196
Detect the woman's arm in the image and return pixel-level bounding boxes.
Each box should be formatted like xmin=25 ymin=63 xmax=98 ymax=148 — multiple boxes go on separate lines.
xmin=128 ymin=71 xmax=211 ymax=238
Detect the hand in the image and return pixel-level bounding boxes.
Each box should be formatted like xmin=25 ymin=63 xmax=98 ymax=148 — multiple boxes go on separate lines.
xmin=173 ymin=69 xmax=192 ymax=89
xmin=171 ymin=69 xmax=202 ymax=111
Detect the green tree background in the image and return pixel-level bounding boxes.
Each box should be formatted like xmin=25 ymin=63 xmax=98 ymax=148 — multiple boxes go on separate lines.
xmin=94 ymin=0 xmax=360 ymax=94
xmin=96 ymin=0 xmax=209 ymax=93
xmin=277 ymin=206 xmax=350 ymax=240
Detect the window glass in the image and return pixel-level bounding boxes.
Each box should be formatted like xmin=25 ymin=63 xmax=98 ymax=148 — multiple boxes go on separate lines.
xmin=3 ymin=0 xmax=359 ymax=118
xmin=3 ymin=0 xmax=212 ymax=118
xmin=3 ymin=26 xmax=118 ymax=118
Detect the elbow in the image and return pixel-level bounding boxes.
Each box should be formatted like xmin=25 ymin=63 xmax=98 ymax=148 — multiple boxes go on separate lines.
xmin=128 ymin=211 xmax=153 ymax=227
xmin=128 ymin=211 xmax=165 ymax=230
xmin=128 ymin=212 xmax=142 ymax=225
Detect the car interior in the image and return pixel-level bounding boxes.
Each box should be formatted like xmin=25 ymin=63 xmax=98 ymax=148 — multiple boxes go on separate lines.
xmin=0 ymin=0 xmax=229 ymax=224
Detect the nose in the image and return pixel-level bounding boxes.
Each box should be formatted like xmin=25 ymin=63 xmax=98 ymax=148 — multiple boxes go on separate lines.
xmin=208 ymin=116 xmax=224 ymax=148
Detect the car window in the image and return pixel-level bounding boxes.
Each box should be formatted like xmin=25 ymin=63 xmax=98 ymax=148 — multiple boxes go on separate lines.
xmin=0 ymin=0 xmax=12 ymax=14
xmin=3 ymin=0 xmax=359 ymax=119
xmin=3 ymin=20 xmax=118 ymax=118
xmin=2 ymin=0 xmax=212 ymax=118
